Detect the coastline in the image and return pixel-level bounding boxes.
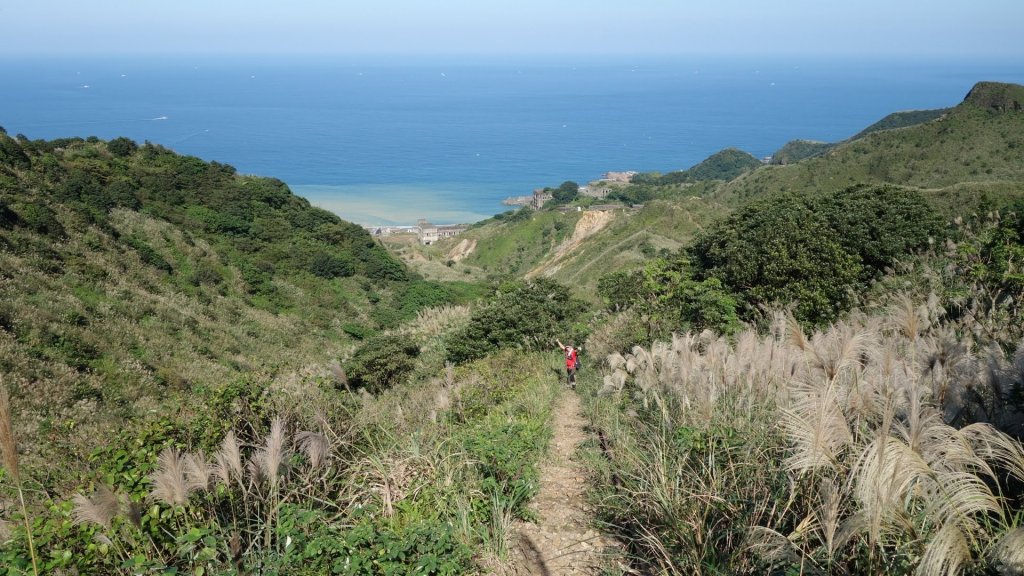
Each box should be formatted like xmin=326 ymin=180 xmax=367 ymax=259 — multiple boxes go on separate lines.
xmin=290 ymin=183 xmax=510 ymax=226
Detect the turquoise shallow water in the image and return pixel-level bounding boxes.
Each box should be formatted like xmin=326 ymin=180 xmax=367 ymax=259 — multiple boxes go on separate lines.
xmin=3 ymin=55 xmax=1023 ymax=224
xmin=291 ymin=183 xmax=506 ymax=225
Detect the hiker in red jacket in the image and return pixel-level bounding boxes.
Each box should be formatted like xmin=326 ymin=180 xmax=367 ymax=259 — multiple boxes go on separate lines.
xmin=557 ymin=339 xmax=579 ymax=389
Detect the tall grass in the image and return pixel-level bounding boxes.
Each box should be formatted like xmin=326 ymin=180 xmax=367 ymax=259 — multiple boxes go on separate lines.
xmin=1 ymin=348 xmax=558 ymax=574
xmin=584 ymin=304 xmax=1024 ymax=575
xmin=0 ymin=376 xmax=39 ymax=576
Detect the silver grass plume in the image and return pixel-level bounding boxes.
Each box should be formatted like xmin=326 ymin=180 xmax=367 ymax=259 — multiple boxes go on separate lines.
xmin=786 ymin=313 xmax=809 ymax=352
xmin=991 ymin=527 xmax=1024 ymax=576
xmin=184 ymin=450 xmax=212 ymax=493
xmin=255 ymin=417 xmax=289 ymax=489
xmin=745 ymin=526 xmax=801 ymax=567
xmin=782 ymin=378 xmax=853 ymax=474
xmin=812 ymin=478 xmax=844 ymax=563
xmin=887 ymin=293 xmax=927 ymax=342
xmin=214 ymin=430 xmax=244 ymax=487
xmin=296 ymin=431 xmax=330 ymax=469
xmin=71 ymin=485 xmax=120 ymax=529
xmin=149 ymin=447 xmax=191 ymax=506
xmin=918 ymin=522 xmax=970 ymax=576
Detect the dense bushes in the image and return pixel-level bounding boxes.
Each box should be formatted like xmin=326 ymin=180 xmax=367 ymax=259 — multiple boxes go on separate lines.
xmin=344 ymin=334 xmax=420 ymax=393
xmin=598 ymin=258 xmax=741 ymax=339
xmin=0 ymin=136 xmax=409 ymax=297
xmin=686 ymin=185 xmax=942 ymax=325
xmin=597 ymin=184 xmax=943 ymax=328
xmin=445 ymin=278 xmax=583 ymax=363
xmin=690 ymin=192 xmax=861 ymax=325
xmin=0 ymin=348 xmax=558 ymax=574
xmin=812 ymin=184 xmax=943 ymax=280
xmin=632 ymin=147 xmax=762 ymax=185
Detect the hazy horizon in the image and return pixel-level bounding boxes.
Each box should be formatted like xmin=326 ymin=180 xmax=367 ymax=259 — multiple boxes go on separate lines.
xmin=3 ymin=1 xmax=1022 ymax=58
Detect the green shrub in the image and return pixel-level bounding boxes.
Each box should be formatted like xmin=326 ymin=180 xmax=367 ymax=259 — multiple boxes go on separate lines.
xmin=599 ymin=258 xmax=741 ymax=338
xmin=14 ymin=202 xmax=65 ymax=238
xmin=0 ymin=199 xmax=23 ymax=229
xmin=294 ymin=517 xmax=472 ymax=575
xmin=124 ymin=236 xmax=172 ymax=273
xmin=814 ymin=184 xmax=943 ymax=280
xmin=309 ymin=252 xmax=355 ymax=279
xmin=445 ymin=278 xmax=581 ymax=364
xmin=690 ymin=192 xmax=861 ymax=325
xmin=106 ymin=136 xmax=137 ymax=158
xmin=396 ymin=280 xmax=455 ymax=318
xmin=344 ymin=334 xmax=420 ymax=393
xmin=551 ymin=180 xmax=579 ymax=204
xmin=0 ymin=134 xmax=31 ymax=170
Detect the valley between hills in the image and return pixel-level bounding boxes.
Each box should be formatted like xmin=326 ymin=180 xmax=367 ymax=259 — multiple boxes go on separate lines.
xmin=2 ymin=81 xmax=1024 ymax=574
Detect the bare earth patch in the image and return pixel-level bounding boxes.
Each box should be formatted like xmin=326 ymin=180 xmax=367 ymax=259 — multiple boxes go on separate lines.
xmin=504 ymin=390 xmax=622 ymax=575
xmin=527 ymin=210 xmax=615 ymax=278
xmin=447 ymin=237 xmax=477 ymax=262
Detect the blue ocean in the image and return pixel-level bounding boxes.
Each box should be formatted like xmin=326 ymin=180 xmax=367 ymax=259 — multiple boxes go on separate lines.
xmin=3 ymin=55 xmax=1022 ymax=225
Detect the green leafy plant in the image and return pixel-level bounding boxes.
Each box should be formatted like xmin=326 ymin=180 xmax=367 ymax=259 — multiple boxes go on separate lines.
xmin=344 ymin=334 xmax=421 ymax=393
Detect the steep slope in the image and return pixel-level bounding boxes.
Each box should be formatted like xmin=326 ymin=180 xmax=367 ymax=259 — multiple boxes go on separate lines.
xmin=0 ymin=133 xmax=465 ymax=476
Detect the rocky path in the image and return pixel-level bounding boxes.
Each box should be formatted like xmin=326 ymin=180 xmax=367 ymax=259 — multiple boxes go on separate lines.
xmin=505 ymin=390 xmax=622 ymax=575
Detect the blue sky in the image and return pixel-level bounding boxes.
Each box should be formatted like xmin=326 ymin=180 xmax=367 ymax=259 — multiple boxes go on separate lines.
xmin=2 ymin=0 xmax=1022 ymax=57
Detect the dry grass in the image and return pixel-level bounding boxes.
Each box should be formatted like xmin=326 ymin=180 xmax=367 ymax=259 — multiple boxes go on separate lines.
xmin=587 ymin=298 xmax=1024 ymax=574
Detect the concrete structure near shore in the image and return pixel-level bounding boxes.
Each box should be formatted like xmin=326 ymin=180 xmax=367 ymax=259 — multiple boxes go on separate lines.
xmin=417 ymin=219 xmax=466 ymax=245
xmin=531 ymin=188 xmax=553 ymax=209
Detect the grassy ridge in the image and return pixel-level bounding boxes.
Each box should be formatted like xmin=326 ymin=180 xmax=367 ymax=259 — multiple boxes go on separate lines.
xmin=720 ymin=101 xmax=1024 ymax=207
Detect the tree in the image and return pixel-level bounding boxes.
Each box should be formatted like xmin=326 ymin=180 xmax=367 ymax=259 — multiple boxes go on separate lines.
xmin=446 ymin=279 xmax=581 ymax=363
xmin=599 ymin=257 xmax=740 ymax=337
xmin=814 ymin=184 xmax=942 ymax=281
xmin=551 ymin=181 xmax=579 ymax=204
xmin=690 ymin=193 xmax=861 ymax=325
xmin=107 ymin=137 xmax=138 ymax=158
xmin=309 ymin=252 xmax=355 ymax=279
xmin=344 ymin=334 xmax=420 ymax=393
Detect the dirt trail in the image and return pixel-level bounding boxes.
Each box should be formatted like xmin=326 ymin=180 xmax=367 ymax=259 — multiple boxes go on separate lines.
xmin=505 ymin=390 xmax=621 ymax=575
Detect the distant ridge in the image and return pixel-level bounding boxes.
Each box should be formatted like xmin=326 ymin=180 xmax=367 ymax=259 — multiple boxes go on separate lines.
xmin=632 ymin=147 xmax=762 ymax=185
xmin=962 ymin=81 xmax=1024 ymax=112
xmin=769 ymin=139 xmax=834 ymax=165
xmin=849 ymin=108 xmax=951 ymax=140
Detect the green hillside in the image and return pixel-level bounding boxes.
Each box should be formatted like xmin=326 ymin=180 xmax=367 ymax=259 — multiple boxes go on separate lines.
xmin=408 ymin=82 xmax=1024 ymax=303
xmin=0 ymin=133 xmax=481 ymax=472
xmin=632 ymin=147 xmax=763 ymax=185
xmin=720 ymin=84 xmax=1024 ymax=208
xmin=0 ymin=133 xmax=575 ymax=575
xmin=849 ymin=107 xmax=951 ymax=140
xmin=769 ymin=139 xmax=835 ymax=164
xmin=5 ymin=81 xmax=1024 ymax=576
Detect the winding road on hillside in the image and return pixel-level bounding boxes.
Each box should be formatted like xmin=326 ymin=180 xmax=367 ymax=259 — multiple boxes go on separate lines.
xmin=505 ymin=390 xmax=623 ymax=575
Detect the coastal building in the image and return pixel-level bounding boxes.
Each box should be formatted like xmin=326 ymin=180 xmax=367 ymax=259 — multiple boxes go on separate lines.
xmin=531 ymin=188 xmax=553 ymax=209
xmin=363 ymin=225 xmax=419 ymax=237
xmin=417 ymin=219 xmax=466 ymax=245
